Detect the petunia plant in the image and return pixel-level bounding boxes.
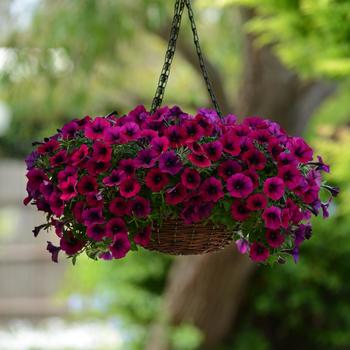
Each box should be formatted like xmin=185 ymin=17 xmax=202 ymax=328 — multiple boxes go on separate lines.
xmin=24 ymin=105 xmax=338 ymax=264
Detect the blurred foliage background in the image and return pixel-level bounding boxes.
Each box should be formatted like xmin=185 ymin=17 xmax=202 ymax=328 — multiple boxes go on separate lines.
xmin=0 ymin=0 xmax=349 ymax=349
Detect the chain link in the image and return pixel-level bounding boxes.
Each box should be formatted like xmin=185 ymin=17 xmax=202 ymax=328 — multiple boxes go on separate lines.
xmin=151 ymin=0 xmax=222 ymax=118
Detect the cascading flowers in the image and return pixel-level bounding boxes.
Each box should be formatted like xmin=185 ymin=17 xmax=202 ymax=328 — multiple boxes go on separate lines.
xmin=24 ymin=105 xmax=338 ymax=264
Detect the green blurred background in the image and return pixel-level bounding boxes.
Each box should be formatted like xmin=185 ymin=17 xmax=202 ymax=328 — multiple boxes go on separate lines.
xmin=0 ymin=0 xmax=349 ymax=349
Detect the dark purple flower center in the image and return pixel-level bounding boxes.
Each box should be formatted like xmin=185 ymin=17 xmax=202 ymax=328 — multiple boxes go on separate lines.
xmin=84 ymin=181 xmax=94 ymax=191
xmin=256 ymin=246 xmax=265 ymax=255
xmin=153 ymin=174 xmax=162 ymax=183
xmin=186 ymin=125 xmax=198 ymax=136
xmin=92 ymin=125 xmax=103 ymax=134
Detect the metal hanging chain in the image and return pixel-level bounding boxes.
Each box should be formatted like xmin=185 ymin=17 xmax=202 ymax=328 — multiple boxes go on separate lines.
xmin=151 ymin=0 xmax=185 ymax=114
xmin=151 ymin=0 xmax=223 ymax=118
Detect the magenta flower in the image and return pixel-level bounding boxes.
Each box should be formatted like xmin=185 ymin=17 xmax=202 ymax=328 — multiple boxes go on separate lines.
xmin=82 ymin=207 xmax=104 ymax=226
xmin=181 ymin=168 xmax=201 ymax=190
xmin=101 ymin=170 xmax=125 ymax=187
xmin=266 ymin=230 xmax=285 ymax=248
xmin=165 ymin=184 xmax=187 ymax=205
xmin=236 ymin=238 xmax=249 ymax=254
xmin=109 ymin=197 xmax=130 ymax=216
xmin=188 ymin=153 xmax=211 ymax=168
xmin=182 ymin=120 xmax=204 ymax=142
xmin=119 ymin=177 xmax=141 ymax=198
xmin=242 ymin=148 xmax=266 ymax=170
xmin=62 ymin=121 xmax=79 ymax=139
xmin=249 ymin=242 xmax=270 ymax=262
xmin=37 ymin=139 xmax=60 ymax=154
xmin=159 ymin=151 xmax=183 ymax=175
xmin=277 ymin=165 xmax=302 ymax=190
xmin=263 ymin=177 xmax=285 ymax=201
xmin=151 ymin=136 xmax=170 ymax=154
xmin=231 ymin=200 xmax=250 ymax=221
xmin=119 ymin=158 xmax=137 ymax=176
xmin=77 ymin=175 xmax=98 ymax=195
xmin=103 ymin=126 xmax=124 ymax=144
xmin=73 ymin=201 xmax=85 ymax=223
xmin=145 ymin=168 xmax=169 ymax=192
xmin=50 ymin=150 xmax=68 ymax=167
xmin=165 ymin=125 xmax=186 ymax=147
xmin=130 ymin=196 xmax=151 ymax=218
xmin=26 ymin=168 xmax=48 ymax=191
xmin=86 ymin=159 xmax=111 ymax=175
xmin=92 ymin=141 xmax=112 ymax=162
xmin=218 ymin=160 xmax=242 ymax=180
xmin=289 ymin=137 xmax=313 ymax=163
xmin=247 ymin=193 xmax=267 ymax=211
xmin=86 ymin=223 xmax=106 ymax=241
xmin=60 ymin=232 xmax=85 ymax=255
xmin=134 ymin=225 xmax=152 ymax=247
xmin=262 ymin=206 xmax=282 ymax=230
xmin=71 ymin=144 xmax=89 ymax=166
xmin=85 ymin=117 xmax=110 ymax=140
xmin=106 ymin=218 xmax=127 ymax=237
xmin=227 ymin=173 xmax=253 ymax=198
xmin=110 ymin=233 xmax=131 ymax=259
xmin=220 ymin=133 xmax=240 ymax=156
xmin=59 ymin=177 xmax=78 ymax=201
xmin=120 ymin=122 xmax=141 ymax=141
xmin=49 ymin=192 xmax=64 ymax=217
xmin=57 ymin=166 xmax=77 ymax=183
xmin=135 ymin=148 xmax=158 ymax=168
xmin=203 ymin=141 xmax=223 ymax=161
xmin=195 ymin=114 xmax=214 ymax=136
xmin=277 ymin=152 xmax=298 ymax=167
xmin=200 ymin=177 xmax=224 ymax=202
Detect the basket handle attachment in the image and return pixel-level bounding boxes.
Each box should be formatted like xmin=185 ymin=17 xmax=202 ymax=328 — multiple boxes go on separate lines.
xmin=150 ymin=0 xmax=223 ymax=118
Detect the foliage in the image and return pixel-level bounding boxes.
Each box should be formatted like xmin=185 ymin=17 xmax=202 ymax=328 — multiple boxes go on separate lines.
xmin=201 ymin=0 xmax=350 ymax=78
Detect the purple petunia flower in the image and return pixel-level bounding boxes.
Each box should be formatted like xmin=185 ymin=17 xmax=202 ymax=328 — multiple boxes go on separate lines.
xmin=262 ymin=206 xmax=282 ymax=230
xmin=263 ymin=177 xmax=285 ymax=201
xmin=92 ymin=141 xmax=112 ymax=162
xmin=278 ymin=165 xmax=302 ymax=190
xmin=85 ymin=117 xmax=110 ymax=140
xmin=86 ymin=223 xmax=106 ymax=241
xmin=134 ymin=225 xmax=152 ymax=247
xmin=288 ymin=137 xmax=313 ymax=163
xmin=151 ymin=136 xmax=170 ymax=154
xmin=218 ymin=160 xmax=242 ymax=180
xmin=47 ymin=241 xmax=61 ymax=263
xmin=103 ymin=126 xmax=124 ymax=144
xmin=145 ymin=168 xmax=169 ymax=192
xmin=77 ymin=175 xmax=98 ymax=195
xmin=82 ymin=207 xmax=104 ymax=226
xmin=231 ymin=200 xmax=250 ymax=221
xmin=159 ymin=151 xmax=183 ymax=175
xmin=130 ymin=196 xmax=151 ymax=218
xmin=181 ymin=168 xmax=201 ymax=190
xmin=265 ymin=230 xmax=285 ymax=248
xmin=120 ymin=122 xmax=141 ymax=141
xmin=119 ymin=177 xmax=141 ymax=198
xmin=249 ymin=242 xmax=270 ymax=262
xmin=109 ymin=233 xmax=131 ymax=259
xmin=247 ymin=193 xmax=267 ymax=211
xmin=227 ymin=173 xmax=253 ymax=198
xmin=236 ymin=238 xmax=249 ymax=254
xmin=106 ymin=218 xmax=127 ymax=237
xmin=136 ymin=148 xmax=158 ymax=168
xmin=242 ymin=148 xmax=266 ymax=170
xmin=200 ymin=177 xmax=224 ymax=202
xmin=103 ymin=170 xmax=126 ymax=187
xmin=203 ymin=141 xmax=223 ymax=161
xmin=25 ymin=151 xmax=39 ymax=170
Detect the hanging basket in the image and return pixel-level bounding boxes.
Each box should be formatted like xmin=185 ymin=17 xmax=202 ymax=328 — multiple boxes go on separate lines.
xmin=148 ymin=219 xmax=233 ymax=255
xmin=24 ymin=0 xmax=337 ymax=264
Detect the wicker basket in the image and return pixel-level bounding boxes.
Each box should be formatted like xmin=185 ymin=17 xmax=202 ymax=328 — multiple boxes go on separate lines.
xmin=146 ymin=219 xmax=233 ymax=255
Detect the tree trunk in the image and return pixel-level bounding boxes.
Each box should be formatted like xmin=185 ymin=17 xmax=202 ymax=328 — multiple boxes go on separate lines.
xmin=146 ymin=8 xmax=335 ymax=350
